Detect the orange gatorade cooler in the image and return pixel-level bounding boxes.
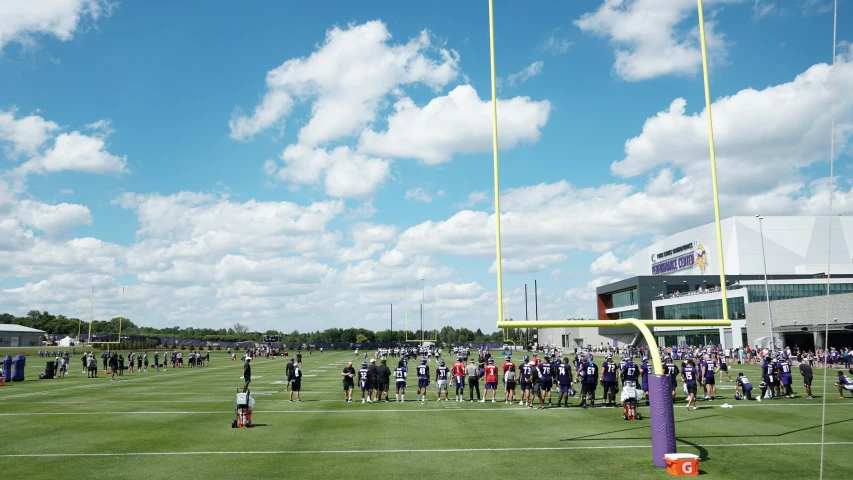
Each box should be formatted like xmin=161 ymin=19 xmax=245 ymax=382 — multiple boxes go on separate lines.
xmin=664 ymin=453 xmax=700 ymax=476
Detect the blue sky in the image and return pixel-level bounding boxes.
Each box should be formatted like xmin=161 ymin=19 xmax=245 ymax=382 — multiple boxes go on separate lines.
xmin=0 ymin=0 xmax=850 ymax=333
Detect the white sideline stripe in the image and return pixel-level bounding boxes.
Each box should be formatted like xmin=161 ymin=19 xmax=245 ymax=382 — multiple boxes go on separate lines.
xmin=1 ymin=442 xmax=851 ymax=458
xmin=3 ymin=403 xmax=853 ymax=415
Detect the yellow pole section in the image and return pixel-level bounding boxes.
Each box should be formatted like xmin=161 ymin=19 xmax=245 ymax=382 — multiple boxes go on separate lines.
xmin=697 ymin=0 xmax=729 ymax=320
xmin=497 ymin=319 xmax=732 ymax=375
xmin=488 ymin=0 xmax=505 ymax=326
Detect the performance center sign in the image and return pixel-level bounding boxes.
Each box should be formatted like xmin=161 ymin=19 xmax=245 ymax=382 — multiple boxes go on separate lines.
xmin=651 ymin=241 xmax=697 ymax=276
xmin=263 ymin=335 xmax=279 ymax=343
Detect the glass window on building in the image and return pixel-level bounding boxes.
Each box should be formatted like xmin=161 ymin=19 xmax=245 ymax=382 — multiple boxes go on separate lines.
xmin=611 ymin=288 xmax=638 ymax=308
xmin=747 ymin=283 xmax=853 ymax=302
xmin=655 ymin=297 xmax=745 ymax=320
xmin=655 ymin=329 xmax=721 ymax=348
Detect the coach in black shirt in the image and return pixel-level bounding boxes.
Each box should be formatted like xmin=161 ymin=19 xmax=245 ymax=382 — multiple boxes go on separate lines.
xmin=376 ymin=359 xmax=392 ymax=402
xmin=367 ymin=359 xmax=379 ymax=401
xmin=341 ymin=361 xmax=356 ymax=402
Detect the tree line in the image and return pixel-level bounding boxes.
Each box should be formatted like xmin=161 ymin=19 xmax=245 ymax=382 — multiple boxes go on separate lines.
xmin=1 ymin=310 xmax=534 ymax=345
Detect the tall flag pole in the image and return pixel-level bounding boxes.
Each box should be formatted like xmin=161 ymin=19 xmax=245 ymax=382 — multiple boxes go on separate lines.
xmin=119 ymin=286 xmax=124 ymax=343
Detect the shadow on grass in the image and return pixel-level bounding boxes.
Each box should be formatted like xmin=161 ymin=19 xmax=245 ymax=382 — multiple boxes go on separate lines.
xmin=561 ymin=415 xmax=715 ymax=442
xmin=562 ymin=417 xmax=853 ymax=443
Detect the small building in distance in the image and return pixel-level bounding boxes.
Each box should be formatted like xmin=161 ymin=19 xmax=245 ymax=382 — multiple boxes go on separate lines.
xmin=0 ymin=324 xmax=47 ymax=347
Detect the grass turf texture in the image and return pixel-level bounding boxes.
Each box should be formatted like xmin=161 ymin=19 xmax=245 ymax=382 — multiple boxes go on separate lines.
xmin=0 ymin=348 xmax=850 ymax=479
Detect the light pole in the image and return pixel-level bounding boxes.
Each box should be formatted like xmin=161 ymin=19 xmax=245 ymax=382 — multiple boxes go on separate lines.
xmin=756 ymin=215 xmax=775 ymax=350
xmin=420 ymin=277 xmax=425 ymax=342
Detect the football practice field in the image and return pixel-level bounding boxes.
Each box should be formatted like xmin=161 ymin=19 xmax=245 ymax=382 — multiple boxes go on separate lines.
xmin=1 ymin=348 xmax=850 ymax=479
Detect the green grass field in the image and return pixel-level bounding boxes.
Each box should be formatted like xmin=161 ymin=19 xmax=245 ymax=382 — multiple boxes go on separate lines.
xmin=0 ymin=347 xmax=850 ymax=479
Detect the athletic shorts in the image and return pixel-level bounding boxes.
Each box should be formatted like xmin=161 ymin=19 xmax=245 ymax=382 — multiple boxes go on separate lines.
xmin=558 ymin=384 xmax=570 ymax=393
xmin=395 ymin=380 xmax=406 ymax=390
xmin=603 ymin=381 xmax=617 ymax=394
xmin=541 ymin=379 xmax=553 ymax=390
xmin=581 ymin=383 xmax=596 ymax=396
xmin=418 ymin=378 xmax=429 ymax=389
xmin=292 ymin=381 xmax=301 ymax=392
xmin=505 ymin=380 xmax=516 ymax=391
xmin=455 ymin=376 xmax=465 ymax=388
xmin=533 ymin=383 xmax=542 ymax=397
xmin=670 ymin=379 xmax=678 ymax=389
xmin=343 ymin=380 xmax=354 ymax=391
xmin=803 ymin=375 xmax=813 ymax=387
xmin=704 ymin=376 xmax=715 ymax=385
xmin=360 ymin=381 xmax=369 ymax=392
xmin=485 ymin=381 xmax=497 ymax=390
xmin=436 ymin=380 xmax=447 ymax=388
xmin=720 ymin=364 xmax=728 ymax=372
xmin=686 ymin=384 xmax=697 ymax=395
xmin=780 ymin=376 xmax=791 ymax=386
xmin=378 ymin=382 xmax=389 ymax=392
xmin=520 ymin=380 xmax=531 ymax=391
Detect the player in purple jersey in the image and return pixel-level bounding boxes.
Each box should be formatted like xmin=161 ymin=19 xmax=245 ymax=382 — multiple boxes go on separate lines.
xmin=761 ymin=357 xmax=776 ymax=400
xmin=358 ymin=362 xmax=371 ymax=403
xmin=578 ymin=356 xmax=598 ymax=408
xmin=435 ymin=360 xmax=450 ymax=401
xmin=681 ymin=359 xmax=699 ymax=410
xmin=538 ymin=355 xmax=554 ymax=407
xmin=394 ymin=360 xmax=407 ymax=402
xmin=556 ymin=358 xmax=573 ymax=408
xmin=702 ymin=356 xmax=717 ymax=400
xmin=416 ymin=358 xmax=430 ymax=404
xmin=836 ymin=371 xmax=853 ymax=398
xmin=735 ymin=372 xmax=754 ymax=400
xmin=601 ymin=355 xmax=618 ymax=408
xmin=776 ymin=357 xmax=795 ymax=398
xmin=717 ymin=354 xmax=732 ymax=382
xmin=639 ymin=357 xmax=650 ymax=406
xmin=621 ymin=358 xmax=639 ymax=385
xmin=664 ymin=356 xmax=679 ymax=400
xmin=550 ymin=356 xmax=561 ymax=405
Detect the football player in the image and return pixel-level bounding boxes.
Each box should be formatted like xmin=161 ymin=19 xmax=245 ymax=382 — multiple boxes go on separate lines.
xmin=452 ymin=356 xmax=466 ymax=401
xmin=777 ymin=355 xmax=795 ymax=398
xmin=416 ymin=358 xmax=430 ymax=404
xmin=702 ymin=355 xmax=717 ymax=401
xmin=435 ymin=359 xmax=450 ymax=401
xmin=682 ymin=359 xmax=699 ymax=410
xmin=394 ymin=360 xmax=407 ymax=402
xmin=734 ymin=372 xmax=754 ymax=400
xmin=483 ymin=358 xmax=499 ymax=403
xmin=556 ymin=357 xmax=573 ymax=408
xmin=519 ymin=355 xmax=533 ymax=406
xmin=358 ymin=362 xmax=371 ymax=403
xmin=538 ymin=355 xmax=554 ymax=406
xmin=601 ymin=354 xmax=618 ymax=408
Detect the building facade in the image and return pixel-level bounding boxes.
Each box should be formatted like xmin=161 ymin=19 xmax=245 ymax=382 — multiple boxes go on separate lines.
xmin=0 ymin=324 xmax=47 ymax=347
xmin=539 ymin=216 xmax=853 ymax=350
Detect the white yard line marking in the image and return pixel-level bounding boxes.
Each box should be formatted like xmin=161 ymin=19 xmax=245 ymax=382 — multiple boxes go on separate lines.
xmin=1 ymin=442 xmax=851 ymax=458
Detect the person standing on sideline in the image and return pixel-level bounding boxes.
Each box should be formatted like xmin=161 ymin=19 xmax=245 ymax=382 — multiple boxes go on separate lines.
xmin=394 ymin=360 xmax=407 ymax=402
xmin=452 ymin=356 xmax=466 ymax=401
xmin=376 ymin=359 xmax=392 ymax=402
xmin=289 ymin=362 xmax=303 ymax=402
xmin=466 ymin=358 xmax=481 ymax=402
xmin=242 ymin=356 xmax=252 ymax=393
xmin=341 ymin=361 xmax=356 ymax=403
xmin=109 ymin=353 xmax=118 ymax=382
xmin=415 ymin=358 xmax=430 ymax=404
xmin=682 ymin=359 xmax=699 ymax=410
xmin=799 ymin=360 xmax=814 ymax=399
xmin=118 ymin=355 xmax=124 ymax=375
xmin=286 ymin=358 xmax=296 ymax=393
xmin=483 ymin=358 xmax=499 ymax=403
xmin=368 ymin=359 xmax=380 ymax=402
